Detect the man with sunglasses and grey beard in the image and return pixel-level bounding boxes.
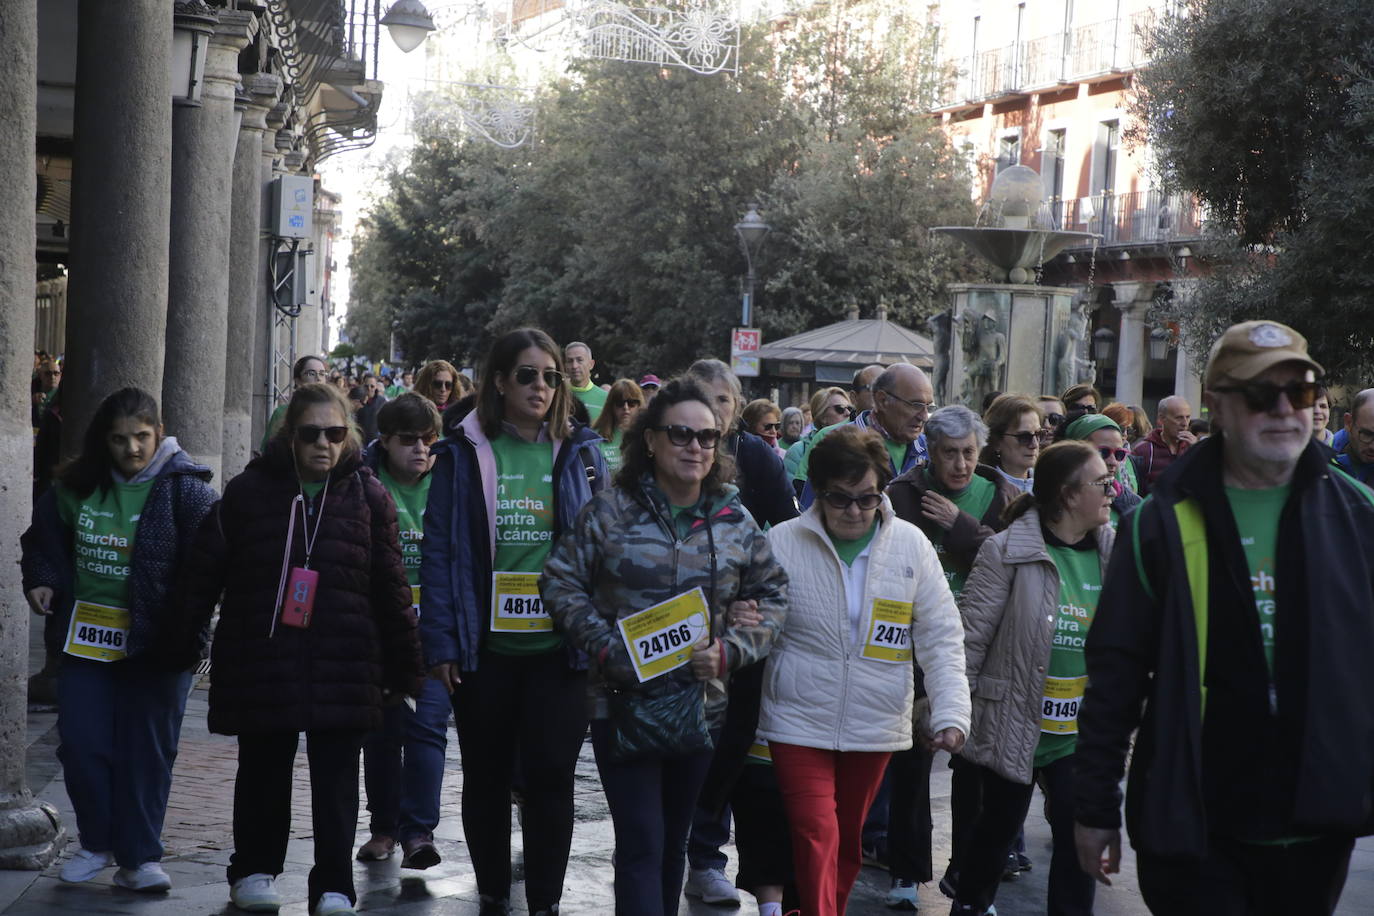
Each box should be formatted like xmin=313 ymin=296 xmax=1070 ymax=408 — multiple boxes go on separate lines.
xmin=1074 ymin=321 xmax=1374 ymax=915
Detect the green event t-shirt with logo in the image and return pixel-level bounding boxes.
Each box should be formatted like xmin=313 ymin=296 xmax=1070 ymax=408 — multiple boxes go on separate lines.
xmin=379 ymin=466 xmax=430 ymax=590
xmin=487 ymin=434 xmax=562 ymax=655
xmin=1225 ymin=484 xmax=1288 ymax=675
xmin=56 ymin=480 xmax=155 ymax=611
xmin=794 ymin=421 xmax=914 ymax=484
xmin=598 ymin=429 xmax=624 ymax=476
xmin=1034 ymin=541 xmax=1102 ymax=769
xmin=932 ymin=475 xmax=996 ymax=600
xmin=571 ymin=382 xmax=608 ymax=424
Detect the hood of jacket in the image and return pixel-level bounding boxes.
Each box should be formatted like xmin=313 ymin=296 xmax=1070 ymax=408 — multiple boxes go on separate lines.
xmin=114 ymin=435 xmax=212 ymax=485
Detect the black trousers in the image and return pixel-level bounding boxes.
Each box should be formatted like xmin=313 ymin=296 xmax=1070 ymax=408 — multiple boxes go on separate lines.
xmin=1137 ymin=833 xmax=1354 ymax=916
xmin=227 ymin=729 xmax=366 ymax=911
xmin=887 ymin=743 xmax=935 ymax=882
xmin=955 ymin=755 xmax=1094 ymax=916
xmin=450 ymin=650 xmax=588 ymax=910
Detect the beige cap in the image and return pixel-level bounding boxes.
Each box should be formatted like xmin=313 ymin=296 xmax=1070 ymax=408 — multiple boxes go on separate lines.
xmin=1204 ymin=320 xmax=1323 ymax=387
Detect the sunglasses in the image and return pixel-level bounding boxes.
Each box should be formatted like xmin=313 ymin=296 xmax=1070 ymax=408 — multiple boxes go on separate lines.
xmin=819 ymin=491 xmax=883 ymax=511
xmin=392 ymin=432 xmax=438 ymax=447
xmin=828 ymin=403 xmax=856 ymax=418
xmin=1044 ymin=413 xmax=1065 ymax=427
xmin=651 ymin=424 xmax=721 ymax=449
xmin=1074 ymin=404 xmax=1098 ymax=414
xmin=761 ymin=422 xmax=782 ymax=433
xmin=1097 ymin=446 xmax=1129 ymax=462
xmin=618 ymin=399 xmax=642 ymax=409
xmin=1080 ymin=477 xmax=1116 ymax=497
xmin=1002 ymin=431 xmax=1040 ymax=448
xmin=512 ymin=365 xmax=564 ymax=388
xmin=296 ymin=425 xmax=348 ymax=445
xmin=1211 ymin=379 xmax=1321 ymax=413
xmin=433 ymin=379 xmax=455 ymax=390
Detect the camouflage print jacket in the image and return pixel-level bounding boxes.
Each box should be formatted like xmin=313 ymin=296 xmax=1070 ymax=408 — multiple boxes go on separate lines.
xmin=541 ymin=476 xmax=788 ymax=723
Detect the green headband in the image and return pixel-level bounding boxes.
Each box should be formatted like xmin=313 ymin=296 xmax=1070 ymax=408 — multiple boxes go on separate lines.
xmin=1064 ymin=413 xmax=1121 ymax=440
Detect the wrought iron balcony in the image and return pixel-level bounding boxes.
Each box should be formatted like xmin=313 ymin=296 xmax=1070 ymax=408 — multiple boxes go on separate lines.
xmin=1054 ymin=189 xmax=1203 ymax=248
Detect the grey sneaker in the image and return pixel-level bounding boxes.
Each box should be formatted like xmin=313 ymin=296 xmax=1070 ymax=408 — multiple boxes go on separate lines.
xmin=113 ymin=862 xmax=172 ymax=893
xmin=231 ymin=873 xmax=283 ymax=913
xmin=684 ymin=867 xmax=741 ymax=906
xmin=885 ymin=877 xmax=918 ymax=909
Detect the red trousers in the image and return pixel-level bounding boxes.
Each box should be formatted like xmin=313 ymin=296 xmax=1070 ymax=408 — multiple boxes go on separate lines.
xmin=770 ymin=742 xmax=891 ymax=916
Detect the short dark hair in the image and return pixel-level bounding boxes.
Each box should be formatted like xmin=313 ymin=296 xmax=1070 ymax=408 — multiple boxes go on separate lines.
xmin=615 ymin=378 xmax=735 ymax=495
xmin=1004 ymin=439 xmax=1098 ymax=525
xmin=808 ymin=425 xmax=893 ymax=494
xmin=378 ymin=392 xmax=442 ymax=438
xmin=57 ymin=387 xmax=162 ymax=497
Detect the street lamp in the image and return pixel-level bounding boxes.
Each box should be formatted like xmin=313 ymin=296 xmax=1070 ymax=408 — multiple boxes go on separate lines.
xmin=1148 ymin=326 xmax=1172 ymax=361
xmin=1092 ymin=326 xmax=1117 ymax=362
xmin=381 ymin=0 xmax=438 ymax=52
xmin=733 ymin=203 xmax=770 ymax=327
xmin=172 ymin=0 xmax=216 ymax=106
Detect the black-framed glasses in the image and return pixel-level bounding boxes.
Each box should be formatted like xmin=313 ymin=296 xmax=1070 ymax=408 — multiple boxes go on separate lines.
xmin=651 ymin=425 xmax=721 ymax=449
xmin=393 ymin=432 xmax=439 ymax=447
xmin=879 ymin=390 xmax=933 ymax=414
xmin=1079 ymin=476 xmax=1116 ymax=497
xmin=1355 ymin=428 xmax=1374 ymax=446
xmin=1044 ymin=413 xmax=1065 ymax=427
xmin=512 ymin=366 xmax=565 ymax=388
xmin=1211 ymin=379 xmax=1321 ymax=413
xmin=300 ymin=369 xmax=327 ymax=381
xmin=1097 ymin=446 xmax=1129 ymax=462
xmin=819 ymin=490 xmax=883 ymax=511
xmin=761 ymin=422 xmax=782 ymax=433
xmin=433 ymin=379 xmax=455 ymax=390
xmin=296 ymin=425 xmax=348 ymax=445
xmin=1002 ymin=431 xmax=1039 ymax=448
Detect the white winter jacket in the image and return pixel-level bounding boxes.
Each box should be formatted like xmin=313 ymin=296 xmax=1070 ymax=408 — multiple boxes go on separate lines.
xmin=758 ymin=499 xmax=972 ymax=752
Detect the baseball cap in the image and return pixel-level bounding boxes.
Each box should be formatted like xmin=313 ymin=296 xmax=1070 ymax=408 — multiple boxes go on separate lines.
xmin=638 ymin=374 xmax=662 ymax=389
xmin=1204 ymin=320 xmax=1323 ymax=387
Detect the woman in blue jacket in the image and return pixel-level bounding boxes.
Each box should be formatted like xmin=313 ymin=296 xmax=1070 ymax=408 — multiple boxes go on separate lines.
xmin=21 ymin=388 xmax=217 ymax=893
xmin=420 ymin=328 xmax=607 ymax=916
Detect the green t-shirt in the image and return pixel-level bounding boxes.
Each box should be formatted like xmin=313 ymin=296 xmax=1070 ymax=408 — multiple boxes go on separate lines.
xmin=795 ymin=421 xmax=911 ymax=483
xmin=830 ymin=518 xmax=879 ymax=567
xmin=386 ymin=384 xmax=407 ymax=399
xmin=934 ymin=475 xmax=996 ymax=599
xmin=57 ymin=480 xmax=155 ymax=611
xmin=487 ymin=434 xmax=561 ymax=655
xmin=1034 ymin=542 xmax=1102 ymax=768
xmin=379 ymin=466 xmax=431 ymax=589
xmin=301 ymin=478 xmax=326 ymax=499
xmin=1225 ymin=485 xmax=1288 ymax=675
xmin=261 ymin=403 xmax=288 ymax=451
xmin=571 ymin=382 xmax=608 ymax=423
xmin=598 ymin=430 xmax=624 ymax=476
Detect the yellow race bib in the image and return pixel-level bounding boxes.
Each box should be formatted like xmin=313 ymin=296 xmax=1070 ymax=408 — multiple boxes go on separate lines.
xmin=617 ymin=587 xmax=711 ymax=682
xmin=410 ymin=585 xmax=421 ymax=618
xmin=64 ymin=601 xmax=130 ymax=662
xmin=747 ymin=738 xmax=773 ymax=763
xmin=490 ymin=572 xmax=552 ymax=632
xmin=861 ymin=598 xmax=914 ymax=663
xmin=1040 ymin=675 xmax=1087 ymax=734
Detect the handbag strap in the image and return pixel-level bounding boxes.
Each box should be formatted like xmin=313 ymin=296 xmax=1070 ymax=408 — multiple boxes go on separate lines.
xmin=703 ymin=504 xmax=718 ymax=648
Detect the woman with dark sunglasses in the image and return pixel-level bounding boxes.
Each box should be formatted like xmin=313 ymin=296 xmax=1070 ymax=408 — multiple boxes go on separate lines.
xmin=949 ymin=441 xmax=1115 ymax=916
xmin=542 ymin=377 xmax=787 ymax=916
xmin=758 ymin=425 xmax=970 ymax=916
xmin=592 ymin=378 xmax=645 ymax=474
xmin=979 ymin=394 xmax=1045 ymax=494
xmin=742 ymin=398 xmax=786 ymax=458
xmin=414 ymin=359 xmax=462 ymax=412
xmin=784 ymin=387 xmax=853 ymax=487
xmin=173 ymin=382 xmax=424 ymax=916
xmin=420 ymin=328 xmax=608 ymax=916
xmin=1065 ymin=414 xmax=1143 ymax=527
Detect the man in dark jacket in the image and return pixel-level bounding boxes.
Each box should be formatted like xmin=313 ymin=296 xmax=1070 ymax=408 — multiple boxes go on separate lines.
xmin=1075 ymin=321 xmax=1374 ymax=914
xmin=1334 ymin=387 xmax=1374 ymax=483
xmin=1130 ymin=395 xmax=1197 ymax=495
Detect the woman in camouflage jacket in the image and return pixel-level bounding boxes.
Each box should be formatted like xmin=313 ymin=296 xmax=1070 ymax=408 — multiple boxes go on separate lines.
xmin=542 ymin=378 xmax=788 ymax=916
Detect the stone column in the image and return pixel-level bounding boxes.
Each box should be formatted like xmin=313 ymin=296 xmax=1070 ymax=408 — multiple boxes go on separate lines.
xmin=249 ymin=103 xmax=291 ymax=448
xmin=62 ymin=0 xmax=174 ymax=456
xmin=1175 ymin=344 xmax=1202 ymax=407
xmin=163 ymin=8 xmax=257 ymax=484
xmin=0 ymin=0 xmax=65 ymax=869
xmin=1112 ymin=282 xmax=1152 ymax=407
xmin=223 ymin=73 xmax=282 ymax=482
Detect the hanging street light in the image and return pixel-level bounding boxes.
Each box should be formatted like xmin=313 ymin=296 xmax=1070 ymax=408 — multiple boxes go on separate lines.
xmin=1092 ymin=326 xmax=1117 ymax=362
xmin=381 ymin=0 xmax=438 ymax=52
xmin=172 ymin=0 xmax=217 ymax=106
xmin=1148 ymin=326 xmax=1172 ymax=361
xmin=733 ymin=203 xmax=770 ymax=327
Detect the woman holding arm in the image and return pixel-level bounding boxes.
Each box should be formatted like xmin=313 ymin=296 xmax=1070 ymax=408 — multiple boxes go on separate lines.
xmin=542 ymin=377 xmax=788 ymax=916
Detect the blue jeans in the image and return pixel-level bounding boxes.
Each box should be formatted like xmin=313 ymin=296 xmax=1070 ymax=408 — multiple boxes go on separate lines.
xmin=57 ymin=656 xmax=193 ymax=867
xmin=361 ymin=677 xmax=451 ymax=841
xmin=592 ymin=719 xmax=715 ymax=916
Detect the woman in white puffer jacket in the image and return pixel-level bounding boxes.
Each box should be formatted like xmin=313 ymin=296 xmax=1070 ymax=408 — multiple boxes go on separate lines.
xmin=758 ymin=425 xmax=971 ymax=916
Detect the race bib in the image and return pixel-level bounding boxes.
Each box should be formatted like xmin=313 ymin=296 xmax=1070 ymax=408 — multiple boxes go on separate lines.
xmin=410 ymin=585 xmax=421 ymax=618
xmin=747 ymin=738 xmax=772 ymax=763
xmin=617 ymin=587 xmax=711 ymax=683
xmin=64 ymin=601 xmax=130 ymax=662
xmin=490 ymin=572 xmax=552 ymax=632
xmin=1040 ymin=675 xmax=1087 ymax=734
xmin=861 ymin=598 xmax=914 ymax=663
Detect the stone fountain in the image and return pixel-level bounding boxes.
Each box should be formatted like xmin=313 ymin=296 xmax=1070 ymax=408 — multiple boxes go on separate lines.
xmin=930 ymin=165 xmax=1100 ymax=408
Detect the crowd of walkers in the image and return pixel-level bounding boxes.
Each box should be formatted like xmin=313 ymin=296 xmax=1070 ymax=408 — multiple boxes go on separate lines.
xmin=21 ymin=319 xmax=1374 ymax=916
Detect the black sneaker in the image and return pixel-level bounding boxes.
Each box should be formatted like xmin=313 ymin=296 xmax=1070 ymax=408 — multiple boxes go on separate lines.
xmin=1015 ymin=852 xmax=1032 ymax=872
xmin=938 ymin=868 xmax=959 ymax=899
xmin=862 ymin=835 xmax=890 ymax=870
xmin=1000 ymin=851 xmax=1021 ymax=880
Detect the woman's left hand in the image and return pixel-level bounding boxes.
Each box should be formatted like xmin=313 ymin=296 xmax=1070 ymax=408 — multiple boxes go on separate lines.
xmin=727 ymin=598 xmax=761 ymax=628
xmin=927 ymin=726 xmax=966 ymax=754
xmin=691 ymin=637 xmax=724 ymax=680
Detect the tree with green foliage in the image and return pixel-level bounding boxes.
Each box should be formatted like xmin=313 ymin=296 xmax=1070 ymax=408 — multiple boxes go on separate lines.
xmin=1135 ymin=0 xmax=1374 ymax=382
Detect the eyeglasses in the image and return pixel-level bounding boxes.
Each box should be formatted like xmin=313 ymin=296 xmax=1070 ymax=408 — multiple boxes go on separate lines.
xmin=1211 ymin=379 xmax=1321 ymax=413
xmin=512 ymin=366 xmax=564 ymax=388
xmin=819 ymin=491 xmax=883 ymax=511
xmin=1002 ymin=431 xmax=1039 ymax=448
xmin=1079 ymin=477 xmax=1116 ymax=497
xmin=392 ymin=432 xmax=439 ymax=447
xmin=1356 ymin=428 xmax=1374 ymax=446
xmin=296 ymin=425 xmax=349 ymax=445
xmin=433 ymin=379 xmax=455 ymax=390
xmin=651 ymin=424 xmax=721 ymax=449
xmin=1097 ymin=446 xmax=1130 ymax=462
xmin=761 ymin=422 xmax=782 ymax=433
xmin=1044 ymin=413 xmax=1064 ymax=427
xmin=300 ymin=370 xmax=326 ymax=381
xmin=879 ymin=390 xmax=933 ymax=414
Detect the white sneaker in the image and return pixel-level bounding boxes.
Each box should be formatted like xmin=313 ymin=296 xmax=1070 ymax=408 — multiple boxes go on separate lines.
xmin=884 ymin=877 xmax=919 ymax=910
xmin=313 ymin=891 xmax=357 ymax=916
xmin=684 ymin=867 xmax=741 ymax=906
xmin=113 ymin=861 xmax=172 ymax=893
xmin=231 ymin=873 xmax=283 ymax=913
xmin=59 ymin=847 xmax=113 ymax=883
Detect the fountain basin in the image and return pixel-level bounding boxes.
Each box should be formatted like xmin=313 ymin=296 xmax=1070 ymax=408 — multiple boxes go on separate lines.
xmin=932 ymin=226 xmax=1100 ymax=283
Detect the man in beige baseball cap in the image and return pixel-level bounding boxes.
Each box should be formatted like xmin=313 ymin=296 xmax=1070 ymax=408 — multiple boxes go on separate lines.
xmin=1075 ymin=319 xmax=1374 ymax=915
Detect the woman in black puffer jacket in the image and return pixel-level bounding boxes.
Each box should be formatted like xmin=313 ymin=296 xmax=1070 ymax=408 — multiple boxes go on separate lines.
xmin=175 ymin=383 xmax=423 ymax=916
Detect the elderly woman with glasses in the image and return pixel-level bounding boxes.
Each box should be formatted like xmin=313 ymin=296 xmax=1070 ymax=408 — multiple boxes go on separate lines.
xmin=948 ymin=441 xmax=1116 ymax=916
xmin=1063 ymin=414 xmax=1143 ymax=527
xmin=979 ymin=394 xmax=1046 ymax=494
xmin=420 ymin=329 xmax=608 ymax=916
xmin=759 ymin=425 xmax=970 ymax=916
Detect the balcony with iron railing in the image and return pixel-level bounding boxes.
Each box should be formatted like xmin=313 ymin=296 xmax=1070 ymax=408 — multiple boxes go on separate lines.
xmin=936 ymin=9 xmax=1159 ymax=108
xmin=1050 ymin=189 xmax=1203 ymax=248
